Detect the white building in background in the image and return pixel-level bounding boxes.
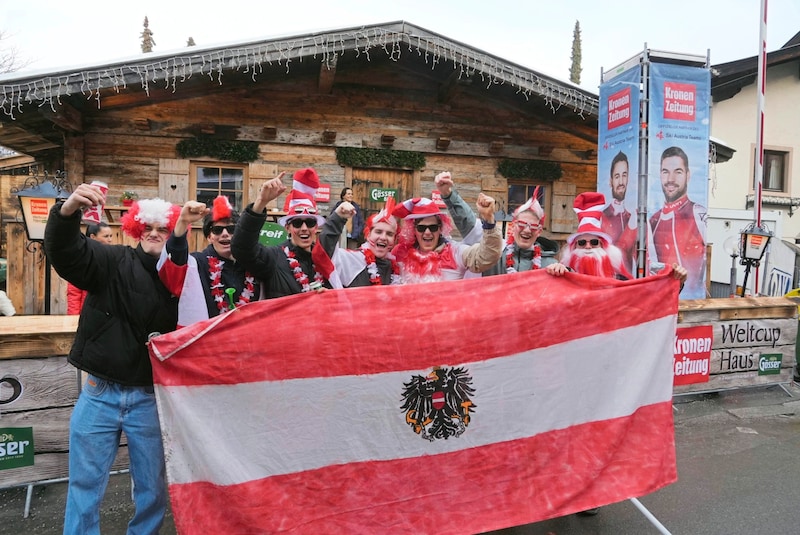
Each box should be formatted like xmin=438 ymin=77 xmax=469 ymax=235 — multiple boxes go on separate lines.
xmin=709 ymin=31 xmax=800 ymax=296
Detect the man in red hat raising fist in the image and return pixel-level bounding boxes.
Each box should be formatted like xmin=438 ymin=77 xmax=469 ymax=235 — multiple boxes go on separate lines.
xmin=232 ymin=169 xmax=330 ymax=297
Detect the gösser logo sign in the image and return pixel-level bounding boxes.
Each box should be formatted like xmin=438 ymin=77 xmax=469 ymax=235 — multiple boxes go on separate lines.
xmin=370 ymin=188 xmax=397 ymax=202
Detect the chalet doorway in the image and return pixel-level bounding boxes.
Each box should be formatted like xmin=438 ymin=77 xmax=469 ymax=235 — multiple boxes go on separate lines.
xmin=350 ymin=168 xmax=415 ymax=222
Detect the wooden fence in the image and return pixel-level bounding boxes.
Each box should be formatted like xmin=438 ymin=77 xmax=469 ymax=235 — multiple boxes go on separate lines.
xmin=3 ymin=222 xmax=207 ymax=315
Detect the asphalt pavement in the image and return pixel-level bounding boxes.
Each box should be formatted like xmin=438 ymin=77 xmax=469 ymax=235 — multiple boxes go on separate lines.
xmin=2 ymin=382 xmax=799 ymax=534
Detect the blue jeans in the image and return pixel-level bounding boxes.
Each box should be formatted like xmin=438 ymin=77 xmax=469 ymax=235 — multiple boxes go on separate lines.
xmin=63 ymin=375 xmax=167 ymax=535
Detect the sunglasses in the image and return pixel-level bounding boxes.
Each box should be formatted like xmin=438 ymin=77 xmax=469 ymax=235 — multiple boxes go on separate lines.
xmin=415 ymin=223 xmax=440 ymax=233
xmin=289 ymin=218 xmax=318 ymax=229
xmin=576 ymin=238 xmax=601 ymax=247
xmin=210 ymin=225 xmax=236 ymax=235
xmin=514 ymin=220 xmax=542 ymax=232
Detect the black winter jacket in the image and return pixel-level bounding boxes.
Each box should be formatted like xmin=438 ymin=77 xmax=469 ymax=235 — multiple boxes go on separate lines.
xmin=44 ymin=204 xmax=178 ymax=386
xmin=231 ymin=205 xmax=331 ymax=298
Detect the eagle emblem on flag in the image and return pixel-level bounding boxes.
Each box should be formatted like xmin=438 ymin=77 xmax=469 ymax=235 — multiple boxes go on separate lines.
xmin=400 ymin=366 xmax=476 ymax=441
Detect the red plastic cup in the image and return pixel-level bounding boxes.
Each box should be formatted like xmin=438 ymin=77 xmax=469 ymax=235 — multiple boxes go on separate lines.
xmin=82 ymin=180 xmax=108 ymax=224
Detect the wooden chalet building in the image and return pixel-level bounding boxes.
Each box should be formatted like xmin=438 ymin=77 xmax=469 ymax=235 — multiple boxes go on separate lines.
xmin=0 ymin=21 xmax=600 ymax=314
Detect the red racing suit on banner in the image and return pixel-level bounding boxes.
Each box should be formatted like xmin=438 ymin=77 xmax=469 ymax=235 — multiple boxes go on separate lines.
xmin=649 ymin=195 xmax=706 ymax=297
xmin=601 ymin=201 xmax=637 ymax=275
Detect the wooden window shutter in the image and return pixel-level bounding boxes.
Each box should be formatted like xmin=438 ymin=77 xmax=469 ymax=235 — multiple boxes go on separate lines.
xmin=248 ymin=163 xmax=279 ymax=209
xmin=549 ymin=181 xmax=577 ymax=234
xmin=159 ymin=159 xmax=190 ymax=205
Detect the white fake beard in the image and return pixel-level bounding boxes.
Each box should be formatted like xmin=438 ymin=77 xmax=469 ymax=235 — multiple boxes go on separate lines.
xmin=564 ymin=246 xmax=617 ymax=278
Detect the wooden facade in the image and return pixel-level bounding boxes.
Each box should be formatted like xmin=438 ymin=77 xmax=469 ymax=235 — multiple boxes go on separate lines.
xmin=0 ymin=22 xmax=600 ymax=314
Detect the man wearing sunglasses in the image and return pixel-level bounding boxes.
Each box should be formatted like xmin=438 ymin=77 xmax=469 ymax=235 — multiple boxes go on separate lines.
xmin=159 ymin=195 xmax=260 ymax=326
xmin=390 ymin=187 xmax=502 ymax=284
xmin=436 ymin=172 xmax=559 ymax=276
xmin=547 ymin=192 xmax=686 ymax=285
xmin=232 ymin=169 xmax=331 ymax=297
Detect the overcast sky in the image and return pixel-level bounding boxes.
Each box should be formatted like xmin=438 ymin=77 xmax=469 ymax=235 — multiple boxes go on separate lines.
xmin=3 ymin=0 xmax=799 ymax=91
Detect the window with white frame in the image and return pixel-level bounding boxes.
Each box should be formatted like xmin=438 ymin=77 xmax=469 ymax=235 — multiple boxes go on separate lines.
xmin=191 ymin=163 xmax=248 ymax=211
xmin=763 ymin=150 xmax=788 ymax=192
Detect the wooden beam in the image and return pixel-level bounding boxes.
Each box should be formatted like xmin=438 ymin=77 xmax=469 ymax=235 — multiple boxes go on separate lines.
xmin=39 ymin=102 xmax=82 ymax=133
xmin=319 ymin=55 xmax=338 ymax=94
xmin=436 ymin=137 xmax=451 ymax=151
xmin=380 ymin=134 xmax=396 ymax=147
xmin=322 ymin=130 xmax=337 ymax=144
xmin=488 ymin=141 xmax=504 ymax=155
xmin=437 ymin=70 xmax=466 ymax=104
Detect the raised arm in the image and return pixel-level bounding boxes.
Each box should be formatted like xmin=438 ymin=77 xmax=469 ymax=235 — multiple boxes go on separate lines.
xmin=461 ymin=193 xmax=502 ymax=273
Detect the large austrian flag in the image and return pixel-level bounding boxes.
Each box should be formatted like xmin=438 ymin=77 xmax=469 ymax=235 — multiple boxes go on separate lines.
xmin=148 ymin=269 xmax=679 ymax=534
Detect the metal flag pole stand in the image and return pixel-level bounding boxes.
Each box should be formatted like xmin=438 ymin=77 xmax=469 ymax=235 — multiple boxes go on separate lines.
xmin=630 ymin=498 xmax=672 ymax=534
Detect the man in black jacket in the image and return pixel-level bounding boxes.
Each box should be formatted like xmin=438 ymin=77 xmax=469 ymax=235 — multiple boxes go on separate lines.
xmin=45 ymin=183 xmax=179 ymax=534
xmin=232 ymin=169 xmax=330 ymax=297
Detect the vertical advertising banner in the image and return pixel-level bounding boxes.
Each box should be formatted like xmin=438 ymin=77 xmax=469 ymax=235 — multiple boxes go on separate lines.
xmin=598 ymin=66 xmax=641 ymax=276
xmin=647 ymin=62 xmax=711 ymax=299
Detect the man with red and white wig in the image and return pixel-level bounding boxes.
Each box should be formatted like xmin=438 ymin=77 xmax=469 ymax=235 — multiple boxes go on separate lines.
xmin=391 ymin=192 xmax=502 ymax=284
xmin=313 ymin=196 xmax=401 ymax=287
xmin=44 ymin=186 xmax=180 ymax=533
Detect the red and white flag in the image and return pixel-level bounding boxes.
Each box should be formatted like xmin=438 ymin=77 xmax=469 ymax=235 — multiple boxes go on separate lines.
xmin=149 ymin=269 xmax=679 ymax=534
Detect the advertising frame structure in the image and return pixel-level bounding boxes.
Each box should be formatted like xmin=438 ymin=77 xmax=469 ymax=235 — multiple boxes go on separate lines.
xmin=599 ymin=48 xmax=710 ymax=300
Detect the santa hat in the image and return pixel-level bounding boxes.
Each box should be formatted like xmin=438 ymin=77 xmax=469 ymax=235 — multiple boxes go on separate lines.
xmin=513 ymin=186 xmax=545 ymax=224
xmin=278 ymin=190 xmax=326 ymax=227
xmin=566 ymin=192 xmax=612 ymax=246
xmin=391 ymin=198 xmax=443 ymax=220
xmin=364 ymin=196 xmax=398 ymax=238
xmin=120 ymin=198 xmax=180 ymax=240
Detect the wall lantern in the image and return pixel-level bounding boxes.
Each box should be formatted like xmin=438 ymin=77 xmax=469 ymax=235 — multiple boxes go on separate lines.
xmin=12 ymin=171 xmax=71 ymax=314
xmin=738 ymin=222 xmax=772 ymax=297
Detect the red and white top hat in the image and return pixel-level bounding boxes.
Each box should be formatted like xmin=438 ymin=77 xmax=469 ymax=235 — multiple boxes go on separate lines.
xmin=567 ymin=191 xmax=613 ymax=246
xmin=278 ymin=190 xmax=326 ymax=227
xmin=277 ymin=168 xmax=326 ymax=227
xmin=391 ymin=198 xmax=442 ymax=220
xmin=289 ymin=168 xmax=320 ymax=197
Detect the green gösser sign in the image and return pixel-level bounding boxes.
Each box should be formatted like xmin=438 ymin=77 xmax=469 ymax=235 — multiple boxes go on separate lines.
xmin=369 ymin=188 xmax=397 ymax=202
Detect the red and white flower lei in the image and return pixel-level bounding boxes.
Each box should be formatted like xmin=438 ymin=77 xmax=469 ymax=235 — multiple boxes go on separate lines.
xmin=505 ymin=244 xmax=541 ymax=274
xmin=208 ymin=256 xmax=255 ymax=313
xmin=283 ymin=246 xmax=324 ymax=292
xmin=361 ymin=244 xmax=400 ymax=285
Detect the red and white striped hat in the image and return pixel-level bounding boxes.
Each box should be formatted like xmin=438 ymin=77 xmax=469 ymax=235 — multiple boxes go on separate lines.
xmin=566 ymin=192 xmax=612 ymax=246
xmin=391 ymin=197 xmax=442 ymax=220
xmin=278 ymin=190 xmax=326 ymax=227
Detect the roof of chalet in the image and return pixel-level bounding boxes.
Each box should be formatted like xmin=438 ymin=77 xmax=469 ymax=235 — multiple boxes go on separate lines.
xmin=711 ymin=31 xmax=800 ymax=102
xmin=0 ymin=21 xmax=599 ymax=158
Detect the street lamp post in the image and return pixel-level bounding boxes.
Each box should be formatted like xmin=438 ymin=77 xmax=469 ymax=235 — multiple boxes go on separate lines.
xmin=12 ymin=171 xmax=71 ymax=314
xmin=739 ymin=222 xmax=773 ymax=298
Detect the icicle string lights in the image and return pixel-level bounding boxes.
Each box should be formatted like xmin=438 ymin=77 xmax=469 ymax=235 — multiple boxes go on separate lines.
xmin=0 ymin=24 xmax=598 ymax=119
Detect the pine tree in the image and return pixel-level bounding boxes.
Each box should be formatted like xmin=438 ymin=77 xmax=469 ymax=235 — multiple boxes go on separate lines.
xmin=187 ymin=37 xmax=196 ymax=47
xmin=569 ymin=20 xmax=582 ymax=85
xmin=140 ymin=16 xmax=156 ymax=53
